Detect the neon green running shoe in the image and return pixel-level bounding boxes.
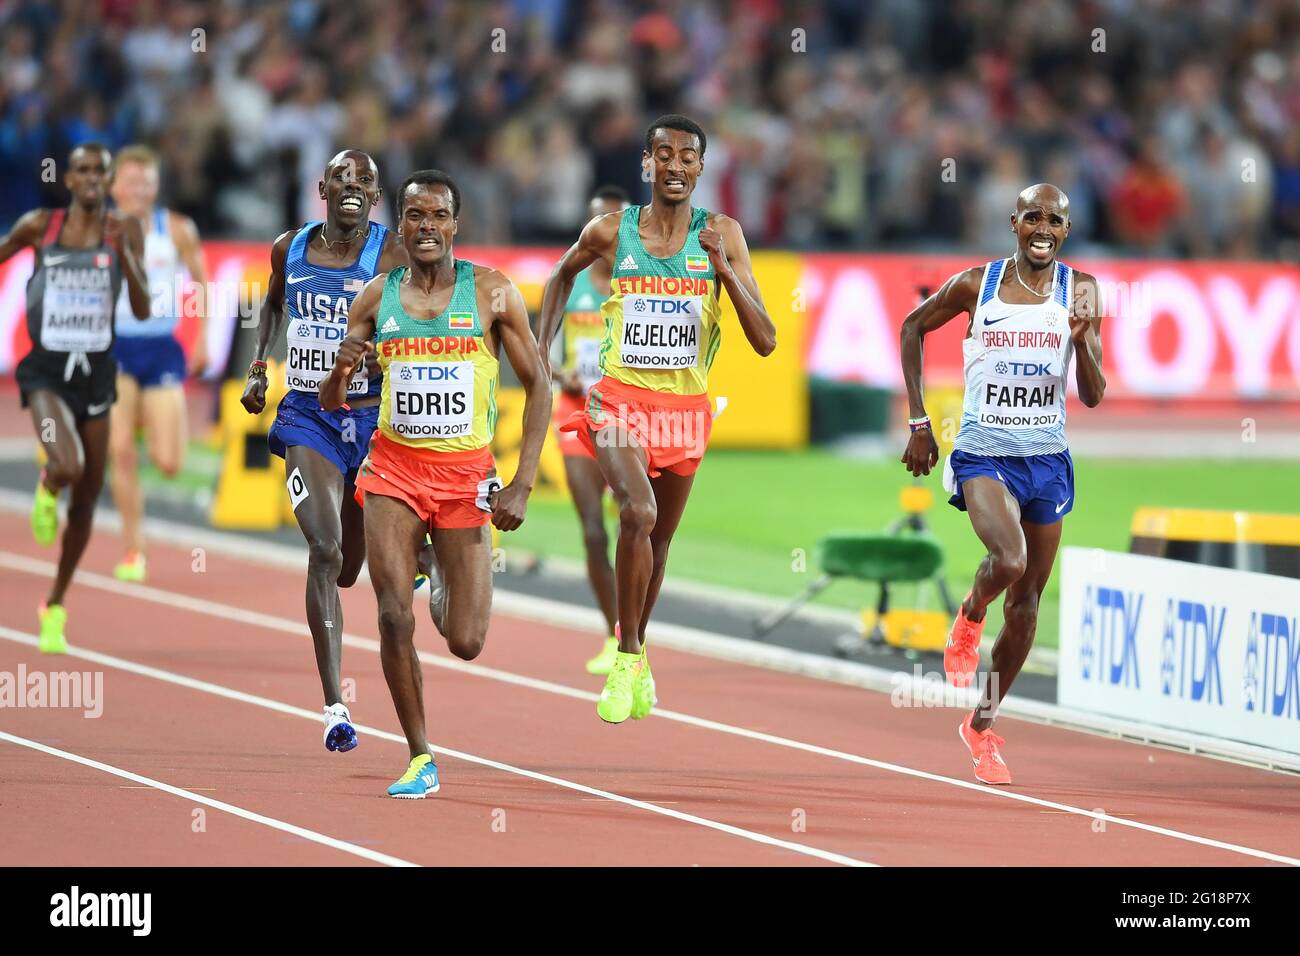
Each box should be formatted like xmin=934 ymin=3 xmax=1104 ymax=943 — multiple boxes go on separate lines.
xmin=596 ymin=651 xmax=642 ymax=724
xmin=38 ymin=602 xmax=67 ymax=654
xmin=630 ymin=648 xmax=656 ymax=720
xmin=31 ymin=479 xmax=58 ymax=546
xmin=585 ymin=636 xmax=619 ymax=675
xmin=114 ymin=551 xmax=147 ymax=583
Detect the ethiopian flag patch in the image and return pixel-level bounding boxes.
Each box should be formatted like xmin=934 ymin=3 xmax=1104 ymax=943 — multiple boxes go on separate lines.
xmin=448 ymin=312 xmax=474 ymax=330
xmin=685 ymin=254 xmax=709 ymax=273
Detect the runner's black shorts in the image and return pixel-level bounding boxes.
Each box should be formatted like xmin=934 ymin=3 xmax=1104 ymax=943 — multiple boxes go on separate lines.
xmin=16 ymin=349 xmax=118 ymax=422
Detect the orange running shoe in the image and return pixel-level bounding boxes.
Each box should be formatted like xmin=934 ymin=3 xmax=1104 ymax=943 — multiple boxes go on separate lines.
xmin=944 ymin=593 xmax=984 ymax=688
xmin=958 ymin=712 xmax=1012 ymax=785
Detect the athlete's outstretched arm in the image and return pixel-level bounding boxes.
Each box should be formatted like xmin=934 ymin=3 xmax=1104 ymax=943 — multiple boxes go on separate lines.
xmin=899 ymin=267 xmax=982 ymax=476
xmin=319 ymin=274 xmax=384 ymax=412
xmin=171 ymin=212 xmax=210 ymax=376
xmin=536 ymin=213 xmax=619 ymax=376
xmin=490 ymin=271 xmax=553 ymax=531
xmin=1070 ymin=271 xmax=1106 ymax=408
xmin=241 ymin=231 xmax=293 ymax=414
xmin=0 ymin=210 xmax=46 ymax=265
xmin=702 ymin=215 xmax=776 ymax=356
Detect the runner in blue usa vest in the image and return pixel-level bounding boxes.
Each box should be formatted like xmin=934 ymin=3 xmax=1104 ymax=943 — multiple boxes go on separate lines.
xmin=900 ymin=183 xmax=1106 ymax=785
xmin=240 ymin=149 xmax=406 ymax=756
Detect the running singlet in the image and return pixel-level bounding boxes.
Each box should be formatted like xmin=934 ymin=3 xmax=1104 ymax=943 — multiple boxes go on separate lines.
xmin=560 ymin=269 xmax=605 ymax=392
xmin=373 ymin=261 xmax=499 ymax=452
xmin=599 ymin=205 xmax=722 ymax=395
xmin=115 ymin=208 xmax=181 ymax=337
xmin=283 ymin=220 xmax=389 ymax=398
xmin=26 ymin=209 xmax=122 ymax=360
xmin=954 ymin=258 xmax=1074 ymax=456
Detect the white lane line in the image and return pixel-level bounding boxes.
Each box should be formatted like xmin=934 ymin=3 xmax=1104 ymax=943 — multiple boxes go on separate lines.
xmin=0 ymin=729 xmax=418 ymax=867
xmin=2 ymin=553 xmax=1295 ymax=866
xmin=0 ymin=494 xmax=1286 ymax=774
xmin=0 ymin=625 xmax=872 ymax=868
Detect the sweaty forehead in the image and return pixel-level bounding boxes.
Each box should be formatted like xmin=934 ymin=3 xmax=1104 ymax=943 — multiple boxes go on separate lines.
xmin=1018 ymin=189 xmax=1068 ymax=217
xmin=403 ymin=183 xmax=453 ymax=211
xmin=650 ymin=129 xmax=700 ymax=153
xmin=331 ymin=154 xmax=377 ymax=177
xmin=1020 ymin=199 xmax=1070 ymax=222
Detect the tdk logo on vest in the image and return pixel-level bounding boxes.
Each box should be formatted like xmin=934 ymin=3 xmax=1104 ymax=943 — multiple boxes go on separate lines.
xmin=1078 ymin=585 xmax=1142 ymax=688
xmin=1002 ymin=360 xmax=1053 ymax=376
xmin=632 ymin=297 xmax=697 ymax=315
xmin=1243 ymin=611 xmax=1300 ymax=719
xmin=401 ymin=364 xmax=463 ymax=382
xmin=296 ymin=322 xmax=345 ymax=341
xmin=1159 ymin=599 xmax=1224 ymax=704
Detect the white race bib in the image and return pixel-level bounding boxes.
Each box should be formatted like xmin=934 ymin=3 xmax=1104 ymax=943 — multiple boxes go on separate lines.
xmin=474 ymin=475 xmax=503 ymax=513
xmin=41 ymin=272 xmax=113 ymax=353
xmin=286 ymin=319 xmax=368 ymax=394
xmin=619 ymin=294 xmax=701 ymax=369
xmin=575 ymin=337 xmax=603 ymax=389
xmin=977 ymin=361 xmax=1062 ymax=430
xmin=388 ymin=360 xmax=474 ymax=439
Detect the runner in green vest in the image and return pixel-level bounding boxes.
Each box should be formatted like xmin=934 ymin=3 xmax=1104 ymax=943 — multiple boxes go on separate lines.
xmin=551 ymin=185 xmax=631 ymax=676
xmin=321 ymin=169 xmax=551 ymax=797
xmin=537 ymin=115 xmax=777 ymax=724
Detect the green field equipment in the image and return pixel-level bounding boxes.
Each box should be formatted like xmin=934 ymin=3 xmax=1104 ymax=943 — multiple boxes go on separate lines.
xmin=753 ymin=484 xmax=957 ymax=657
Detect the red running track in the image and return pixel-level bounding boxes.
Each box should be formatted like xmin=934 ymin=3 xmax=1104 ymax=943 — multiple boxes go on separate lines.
xmin=0 ymin=509 xmax=1297 ymax=867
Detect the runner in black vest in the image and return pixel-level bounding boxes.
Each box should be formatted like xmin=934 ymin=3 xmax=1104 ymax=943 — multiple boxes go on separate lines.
xmin=0 ymin=143 xmax=150 ymax=653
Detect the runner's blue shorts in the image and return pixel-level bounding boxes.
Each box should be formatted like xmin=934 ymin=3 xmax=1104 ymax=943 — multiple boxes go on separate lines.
xmin=267 ymin=389 xmax=379 ymax=485
xmin=113 ymin=334 xmax=186 ymax=388
xmin=945 ymin=449 xmax=1075 ymax=525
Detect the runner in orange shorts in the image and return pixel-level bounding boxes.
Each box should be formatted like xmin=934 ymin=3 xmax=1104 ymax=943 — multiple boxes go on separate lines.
xmin=537 ymin=114 xmax=777 ymax=724
xmin=550 ymin=185 xmax=631 ymax=676
xmin=320 ymin=169 xmax=550 ymax=797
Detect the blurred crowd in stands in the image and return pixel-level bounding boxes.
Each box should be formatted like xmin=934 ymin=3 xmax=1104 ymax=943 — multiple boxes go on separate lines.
xmin=2 ymin=0 xmax=1299 ymax=259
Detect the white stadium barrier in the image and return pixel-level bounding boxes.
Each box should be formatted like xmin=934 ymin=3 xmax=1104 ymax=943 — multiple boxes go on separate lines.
xmin=1060 ymin=548 xmax=1300 ymax=757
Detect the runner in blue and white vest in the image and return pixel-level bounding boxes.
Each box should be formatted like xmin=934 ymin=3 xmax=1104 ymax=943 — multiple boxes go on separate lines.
xmin=899 ymin=183 xmax=1106 ymax=785
xmin=108 ymin=145 xmax=210 ymax=584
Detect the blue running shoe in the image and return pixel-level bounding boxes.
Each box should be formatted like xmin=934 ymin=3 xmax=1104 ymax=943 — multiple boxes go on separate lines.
xmin=388 ymin=753 xmax=440 ymax=799
xmin=323 ymin=703 xmax=358 ymax=753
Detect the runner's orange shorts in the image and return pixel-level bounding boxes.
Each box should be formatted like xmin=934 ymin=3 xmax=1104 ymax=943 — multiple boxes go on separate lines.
xmin=354 ymin=432 xmax=497 ymax=529
xmin=553 ymin=390 xmax=594 ymax=459
xmin=559 ymin=375 xmax=713 ymax=478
